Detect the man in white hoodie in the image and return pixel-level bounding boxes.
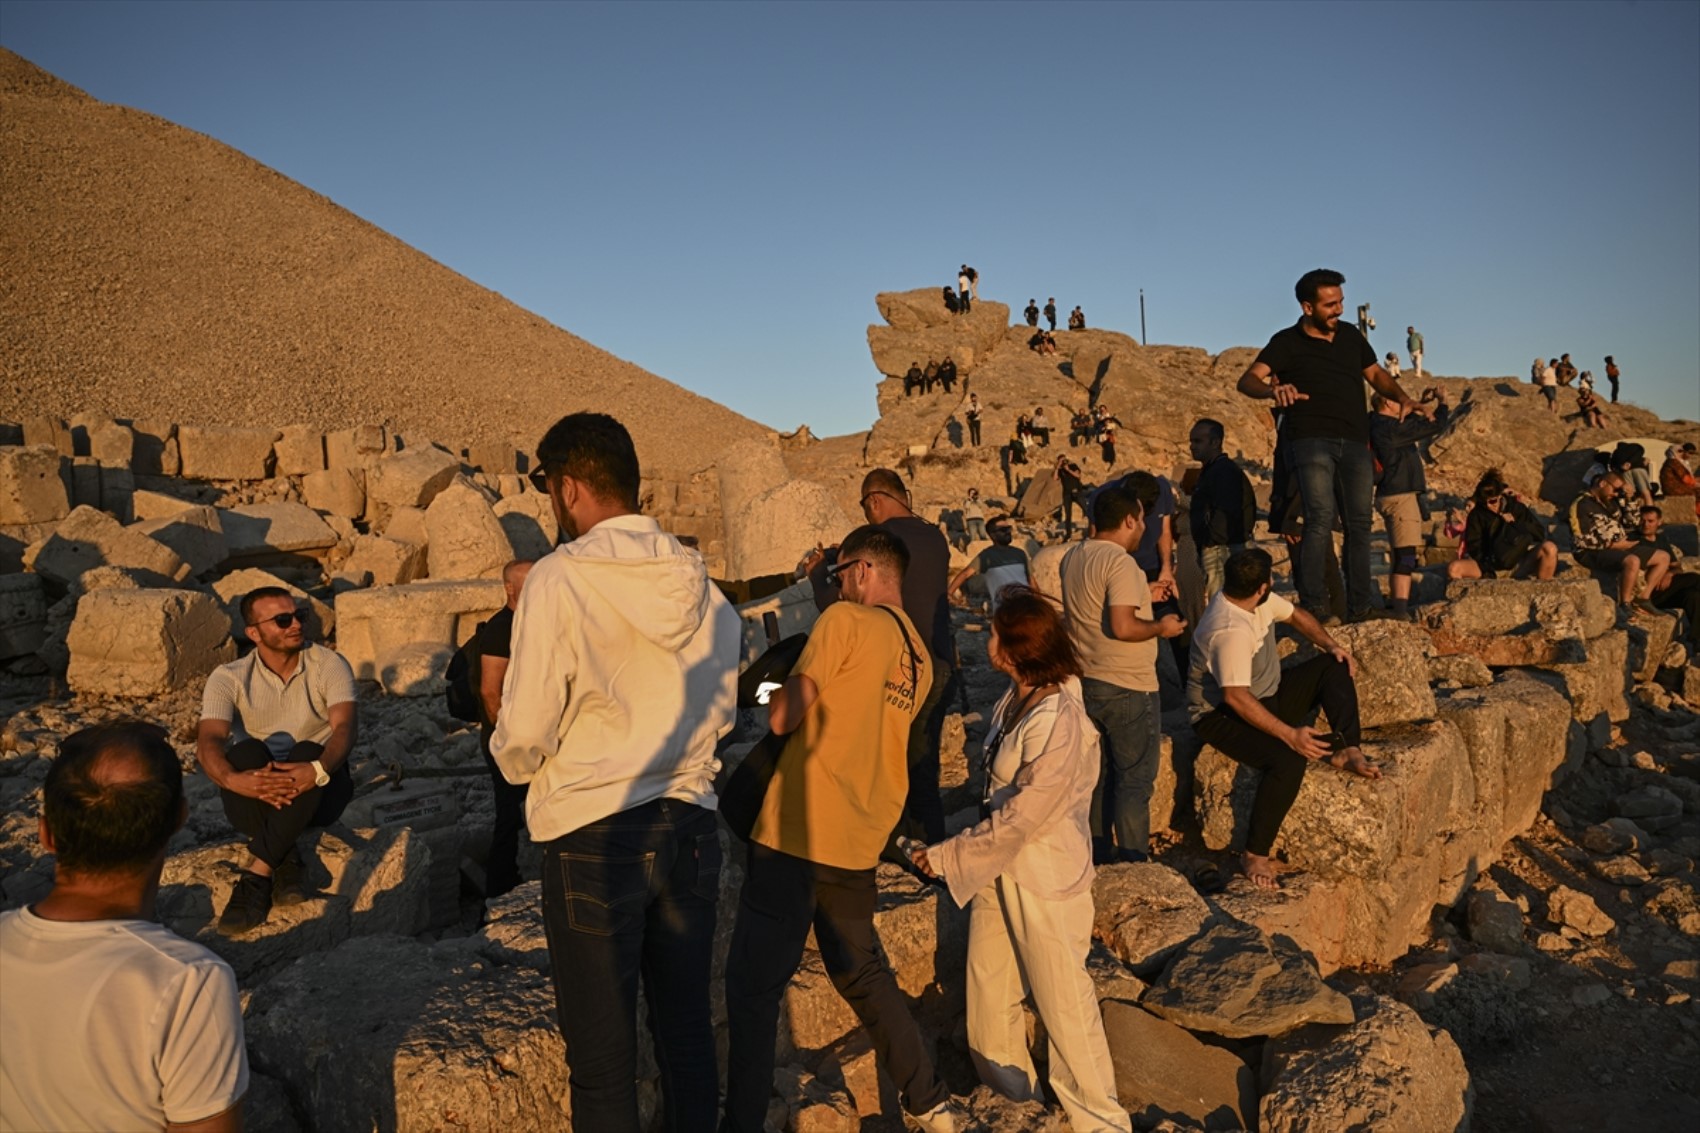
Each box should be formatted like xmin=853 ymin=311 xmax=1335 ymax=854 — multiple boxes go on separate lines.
xmin=491 ymin=412 xmax=741 ymax=1133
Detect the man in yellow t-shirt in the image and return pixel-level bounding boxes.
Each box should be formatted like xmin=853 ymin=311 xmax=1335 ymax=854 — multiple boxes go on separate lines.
xmin=724 ymin=526 xmax=958 ymax=1133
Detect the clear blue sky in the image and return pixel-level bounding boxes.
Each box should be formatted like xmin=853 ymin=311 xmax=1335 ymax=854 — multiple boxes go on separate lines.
xmin=5 ymin=1 xmax=1697 ymax=435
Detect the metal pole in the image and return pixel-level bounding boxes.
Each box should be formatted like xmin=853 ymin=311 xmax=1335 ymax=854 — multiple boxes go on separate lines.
xmin=1139 ymin=289 xmax=1147 ymax=344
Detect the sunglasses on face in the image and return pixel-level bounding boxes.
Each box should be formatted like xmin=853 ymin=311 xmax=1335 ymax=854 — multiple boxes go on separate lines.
xmin=825 ymin=559 xmax=867 ymax=588
xmin=528 ymin=467 xmax=552 ymax=494
xmin=248 ymin=610 xmax=303 ymax=630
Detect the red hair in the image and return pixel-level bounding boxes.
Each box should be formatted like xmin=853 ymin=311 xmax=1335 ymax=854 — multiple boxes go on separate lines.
xmin=991 ymin=586 xmax=1080 ymax=687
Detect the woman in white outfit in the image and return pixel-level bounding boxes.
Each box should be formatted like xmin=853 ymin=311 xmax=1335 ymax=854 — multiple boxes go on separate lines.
xmin=912 ymin=587 xmax=1131 ymax=1133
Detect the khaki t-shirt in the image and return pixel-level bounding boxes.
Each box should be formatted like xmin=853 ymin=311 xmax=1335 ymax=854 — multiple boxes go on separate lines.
xmin=1059 ymin=539 xmax=1157 ymax=692
xmin=752 ymin=602 xmax=932 ymax=871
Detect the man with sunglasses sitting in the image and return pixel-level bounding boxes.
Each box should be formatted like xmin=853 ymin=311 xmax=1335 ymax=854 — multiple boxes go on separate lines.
xmin=196 ymin=586 xmax=357 ymax=935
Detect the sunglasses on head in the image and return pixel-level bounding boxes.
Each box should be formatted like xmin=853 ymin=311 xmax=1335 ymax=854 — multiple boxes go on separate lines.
xmin=248 ymin=610 xmax=302 ymax=630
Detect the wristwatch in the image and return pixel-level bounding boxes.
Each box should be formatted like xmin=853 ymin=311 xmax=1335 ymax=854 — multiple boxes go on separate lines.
xmin=310 ymin=760 xmax=331 ymax=788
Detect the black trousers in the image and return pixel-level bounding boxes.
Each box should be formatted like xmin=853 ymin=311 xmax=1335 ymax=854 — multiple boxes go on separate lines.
xmin=898 ymin=661 xmax=954 ymax=844
xmin=1191 ymin=654 xmax=1360 ymax=856
xmin=968 ymin=417 xmax=981 ymax=446
xmin=721 ymin=843 xmax=947 ymax=1131
xmin=219 ymin=739 xmax=353 ymax=869
xmin=481 ymin=725 xmax=531 ymax=897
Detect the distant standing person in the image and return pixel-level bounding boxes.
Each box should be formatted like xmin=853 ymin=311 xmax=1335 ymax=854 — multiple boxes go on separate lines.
xmin=1188 ymin=418 xmax=1257 ymax=601
xmin=1024 ymin=299 xmax=1040 ymax=327
xmin=1368 ymin=390 xmax=1450 ymax=619
xmin=962 ymin=486 xmax=989 ymax=546
xmin=1538 ymin=358 xmax=1559 ymax=414
xmin=1406 ymin=325 xmax=1424 ymax=378
xmin=0 ymin=721 xmax=249 ymax=1133
xmin=1044 ymin=298 xmax=1058 ymax=331
xmin=965 ymin=264 xmax=979 ymax=301
xmin=965 ymin=392 xmax=983 ymax=446
xmin=958 ymin=268 xmax=973 ymax=314
xmin=1238 ymin=268 xmax=1416 ymax=623
xmin=1605 ymin=355 xmax=1621 ymax=403
xmin=1056 ymin=454 xmax=1087 ymax=538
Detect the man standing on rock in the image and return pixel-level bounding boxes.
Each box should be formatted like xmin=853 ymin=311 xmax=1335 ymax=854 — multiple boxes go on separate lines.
xmin=1187 ymin=549 xmax=1380 ymax=890
xmin=1061 ymin=486 xmax=1186 ymax=864
xmin=491 ymin=412 xmax=741 ymax=1133
xmin=805 ymin=469 xmax=955 ymax=846
xmin=1024 ymin=298 xmax=1040 ymax=327
xmin=1 ymin=721 xmax=248 ymax=1133
xmin=965 ymin=391 xmax=983 ymax=446
xmin=475 ymin=558 xmax=533 ymax=899
xmin=1238 ymin=268 xmax=1416 ymax=623
xmin=1406 ymin=325 xmax=1424 ymax=378
xmin=197 ymin=585 xmax=357 ymax=936
xmin=958 ymin=267 xmax=973 ymax=315
xmin=1188 ymin=418 xmax=1257 ymax=601
xmin=1368 ymin=390 xmax=1450 ymax=620
xmin=1044 ymin=297 xmax=1058 ymax=331
xmin=725 ymin=526 xmax=958 ymax=1133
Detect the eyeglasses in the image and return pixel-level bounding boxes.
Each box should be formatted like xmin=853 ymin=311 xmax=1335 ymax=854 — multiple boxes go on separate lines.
xmin=825 ymin=559 xmax=868 ymax=588
xmin=248 ymin=610 xmax=302 ymax=630
xmin=859 ymin=490 xmax=903 ymax=513
xmin=528 ymin=466 xmax=552 ymax=494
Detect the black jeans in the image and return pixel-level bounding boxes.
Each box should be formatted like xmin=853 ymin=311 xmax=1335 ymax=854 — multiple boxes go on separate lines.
xmin=899 ymin=661 xmax=954 ymax=844
xmin=219 ymin=739 xmax=352 ymax=869
xmin=722 ymin=843 xmax=948 ymax=1131
xmin=1191 ymin=654 xmax=1360 ymax=856
xmin=541 ymin=799 xmax=720 ymax=1133
xmin=480 ymin=725 xmax=531 ymax=897
xmin=968 ymin=417 xmax=981 ymax=446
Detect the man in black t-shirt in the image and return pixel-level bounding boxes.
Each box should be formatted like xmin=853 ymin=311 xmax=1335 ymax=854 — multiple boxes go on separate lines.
xmin=1237 ymin=268 xmax=1416 ymax=621
xmin=477 ymin=558 xmax=534 ymax=899
xmin=1044 ymin=298 xmax=1058 ymax=331
xmin=1024 ymin=299 xmax=1040 ymax=327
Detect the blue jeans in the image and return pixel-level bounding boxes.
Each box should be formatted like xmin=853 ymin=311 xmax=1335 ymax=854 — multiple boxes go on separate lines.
xmin=540 ymin=799 xmax=721 ymax=1133
xmin=1288 ymin=436 xmax=1376 ymax=616
xmin=1082 ymin=680 xmax=1160 ymax=861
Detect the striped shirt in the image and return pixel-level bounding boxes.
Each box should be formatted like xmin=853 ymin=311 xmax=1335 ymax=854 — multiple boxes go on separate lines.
xmin=200 ymin=644 xmax=356 ymax=757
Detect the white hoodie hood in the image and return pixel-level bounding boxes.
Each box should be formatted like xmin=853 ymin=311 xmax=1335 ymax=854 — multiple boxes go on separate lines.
xmin=489 ymin=514 xmax=742 ymax=841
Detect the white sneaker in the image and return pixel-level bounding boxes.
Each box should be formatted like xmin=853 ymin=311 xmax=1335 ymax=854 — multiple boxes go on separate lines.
xmin=907 ymin=1099 xmax=963 ymax=1133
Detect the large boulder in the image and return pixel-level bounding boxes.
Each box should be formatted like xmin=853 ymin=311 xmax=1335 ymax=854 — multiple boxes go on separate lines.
xmin=325 ymin=425 xmax=390 ymax=472
xmin=1259 ymin=991 xmax=1472 ymax=1133
xmin=0 ymin=573 xmax=49 ymax=661
xmin=24 ymin=504 xmax=188 ymax=589
xmin=1423 ymin=577 xmax=1614 ymax=664
xmin=342 ymin=534 xmax=428 ymax=587
xmin=1301 ymin=619 xmax=1437 ymax=729
xmin=725 ymin=479 xmax=857 ymax=582
xmin=210 ymin=568 xmax=335 ymax=642
xmin=1090 ymin=862 xmax=1212 ymax=975
xmin=367 ymin=448 xmax=461 ymax=512
xmin=1435 ymin=672 xmax=1572 ymax=849
xmin=1102 ymin=1000 xmax=1257 ymax=1131
xmin=333 ymin=578 xmax=504 ymax=680
xmin=273 ymin=425 xmax=327 ymax=476
xmin=423 ymin=480 xmax=514 ymax=581
xmin=1141 ymin=920 xmax=1354 ymax=1039
xmin=176 ymin=425 xmax=279 ymax=481
xmin=492 ymin=491 xmax=558 ymax=561
xmin=88 ymin=421 xmax=134 ymax=469
xmin=218 ymin=502 xmax=339 ymax=563
xmin=302 ymin=466 xmax=367 ymax=520
xmin=66 ymin=588 xmax=234 ymax=696
xmin=0 ymin=445 xmax=70 ymax=524
xmin=131 ymin=505 xmax=228 ymax=579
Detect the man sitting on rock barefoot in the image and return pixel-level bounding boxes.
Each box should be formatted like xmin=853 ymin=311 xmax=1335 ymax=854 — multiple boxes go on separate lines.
xmin=197 ymin=586 xmax=357 ymax=935
xmin=1186 ymin=549 xmax=1381 ymax=889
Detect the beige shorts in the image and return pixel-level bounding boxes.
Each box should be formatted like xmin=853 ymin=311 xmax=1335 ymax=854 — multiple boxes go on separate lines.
xmin=1376 ymin=492 xmax=1423 ymax=548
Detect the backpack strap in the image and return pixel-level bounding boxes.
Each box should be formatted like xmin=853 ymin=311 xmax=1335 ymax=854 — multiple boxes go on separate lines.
xmin=878 ymin=605 xmax=923 ymax=699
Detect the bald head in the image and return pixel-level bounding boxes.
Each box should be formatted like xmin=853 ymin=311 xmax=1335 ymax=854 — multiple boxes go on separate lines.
xmin=503 ymin=560 xmax=534 ymax=608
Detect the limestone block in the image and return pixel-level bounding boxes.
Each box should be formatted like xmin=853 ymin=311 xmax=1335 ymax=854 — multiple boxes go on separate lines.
xmin=130 ymin=488 xmax=196 ymax=521
xmin=1260 ymin=991 xmax=1471 ymax=1133
xmin=1436 ymin=673 xmax=1570 ymax=847
xmin=1141 ymin=921 xmax=1353 ymax=1039
xmin=25 ymin=505 xmax=189 ymax=589
xmin=67 ymin=457 xmax=102 ymax=509
xmin=66 ymin=588 xmax=234 ymax=696
xmin=211 ymin=568 xmax=335 ymax=642
xmin=1207 ymin=871 xmax=1352 ymax=977
xmin=132 ymin=506 xmax=227 ymax=579
xmin=492 ymin=492 xmax=558 ymax=561
xmin=869 ymin=863 xmax=968 ymax=1000
xmin=0 ymin=445 xmax=70 ymax=525
xmin=1423 ymin=577 xmax=1614 ymax=664
xmin=20 ymin=415 xmax=73 ymax=456
xmin=716 ymin=436 xmax=789 ymax=520
xmin=367 ymin=448 xmax=461 ymax=512
xmin=333 ymin=578 xmax=505 ymax=680
xmin=725 ymin=479 xmax=856 ymax=582
xmin=1090 ymin=862 xmax=1212 ymax=975
xmin=424 ymin=480 xmax=514 ymax=580
xmin=468 ymin=437 xmax=523 ymax=475
xmin=89 ymin=421 xmax=134 ymax=469
xmin=324 ymin=425 xmax=390 ymax=472
xmin=177 ymin=425 xmax=279 ymax=481
xmin=382 ymin=505 xmax=430 ymax=546
xmin=246 ymin=936 xmax=572 ymax=1132
xmin=0 ymin=521 xmax=56 ymax=575
xmin=274 ymin=425 xmax=327 ymax=476
xmin=129 ymin=420 xmax=178 ymax=475
xmin=218 ymin=502 xmax=339 ymax=562
xmin=1103 ymin=1001 xmax=1257 ymax=1131
xmin=301 ymin=466 xmax=366 ymax=519
xmin=0 ymin=573 xmax=49 ymax=660
xmin=1307 ymin=619 xmax=1437 ymax=729
xmin=343 ymin=534 xmax=428 ymax=587
xmin=1530 ymin=628 xmax=1630 ymax=725
xmin=377 ymin=641 xmax=455 ymax=697
xmin=1626 ymin=606 xmax=1679 ymax=683
xmin=478 ymin=883 xmax=550 ymax=972
xmin=99 ymin=466 xmax=136 ymax=523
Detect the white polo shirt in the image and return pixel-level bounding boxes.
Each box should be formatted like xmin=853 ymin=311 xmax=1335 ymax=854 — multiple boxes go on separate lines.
xmin=200 ymin=643 xmax=356 ymax=758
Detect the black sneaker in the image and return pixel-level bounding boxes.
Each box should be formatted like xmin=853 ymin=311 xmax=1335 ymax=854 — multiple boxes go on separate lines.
xmin=217 ymin=871 xmax=273 ymax=936
xmin=272 ymin=848 xmax=307 ymax=906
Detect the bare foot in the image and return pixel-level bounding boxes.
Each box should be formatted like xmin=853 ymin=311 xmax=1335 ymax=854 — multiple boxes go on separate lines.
xmin=1330 ymin=746 xmax=1382 ymax=779
xmin=1242 ymin=852 xmax=1282 ymax=890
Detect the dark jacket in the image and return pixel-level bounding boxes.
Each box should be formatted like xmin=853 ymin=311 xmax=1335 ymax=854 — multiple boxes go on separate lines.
xmin=1465 ymin=496 xmax=1544 ymax=571
xmin=1370 ymin=404 xmax=1450 ymax=498
xmin=1191 ymin=455 xmax=1256 ymax=549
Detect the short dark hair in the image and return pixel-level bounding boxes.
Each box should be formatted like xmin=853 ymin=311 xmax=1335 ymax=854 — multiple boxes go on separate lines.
xmin=1121 ymin=471 xmax=1160 ymax=512
xmin=1091 ymin=486 xmax=1143 ymax=532
xmin=1193 ymin=418 xmax=1225 ymax=444
xmin=988 ymin=517 xmax=1014 ymax=544
xmin=536 ymin=412 xmax=641 ymax=509
xmin=861 ymin=468 xmax=908 ymax=501
xmin=840 ymin=524 xmax=910 ymax=581
xmin=1222 ymin=548 xmax=1274 ymax=599
xmin=43 ymin=721 xmax=183 ymax=875
xmin=1295 ymin=268 xmax=1346 ymax=305
xmin=990 ymin=586 xmax=1080 ymax=686
xmin=240 ymin=586 xmax=295 ymax=626
xmin=1472 ymin=468 xmax=1509 ymax=504
xmin=1640 ymin=504 xmax=1662 ymax=519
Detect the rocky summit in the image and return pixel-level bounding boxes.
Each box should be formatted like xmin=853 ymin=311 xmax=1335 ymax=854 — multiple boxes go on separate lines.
xmin=5 ymin=49 xmax=1700 ymax=1133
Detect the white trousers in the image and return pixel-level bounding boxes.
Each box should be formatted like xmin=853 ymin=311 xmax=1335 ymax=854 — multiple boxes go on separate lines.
xmin=1411 ymin=349 xmax=1424 ymax=378
xmin=966 ymin=876 xmax=1132 ymax=1132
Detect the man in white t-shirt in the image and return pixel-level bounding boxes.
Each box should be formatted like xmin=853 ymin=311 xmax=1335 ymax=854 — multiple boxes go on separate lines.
xmin=1186 ymin=548 xmax=1381 ymax=889
xmin=1060 ymin=485 xmax=1187 ymax=864
xmin=1 ymin=721 xmax=248 ymax=1132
